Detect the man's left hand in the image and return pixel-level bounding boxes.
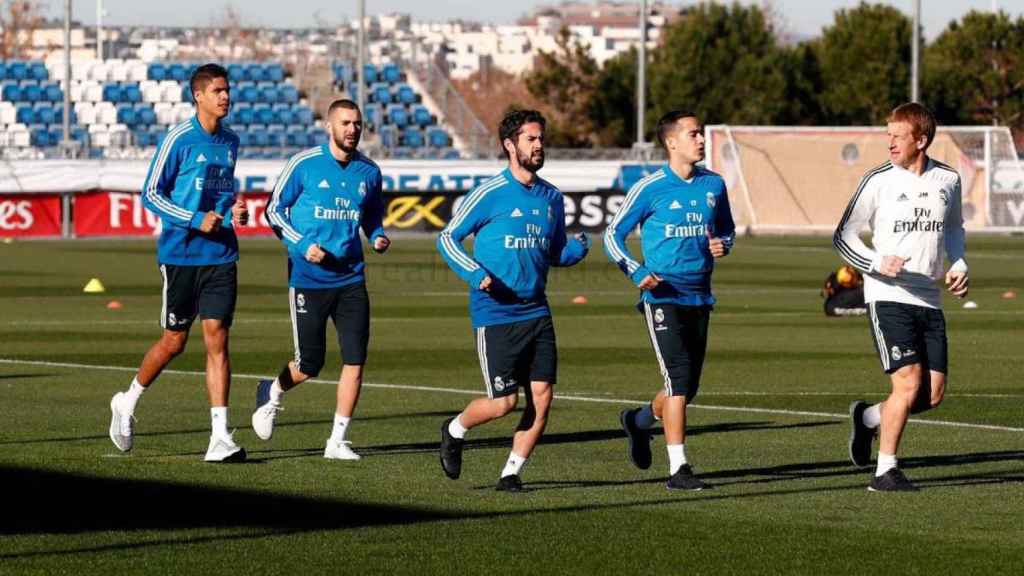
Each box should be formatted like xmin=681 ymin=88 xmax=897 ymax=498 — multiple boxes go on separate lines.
xmin=373 ymin=236 xmax=391 ymax=253
xmin=945 ymin=270 xmax=969 ymax=298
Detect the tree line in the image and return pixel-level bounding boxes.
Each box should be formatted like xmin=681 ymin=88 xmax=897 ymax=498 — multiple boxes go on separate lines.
xmin=520 ymin=2 xmax=1024 ymax=148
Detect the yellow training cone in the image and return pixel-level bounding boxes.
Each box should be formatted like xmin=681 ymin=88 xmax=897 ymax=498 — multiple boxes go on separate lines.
xmin=83 ymin=278 xmax=106 ymax=293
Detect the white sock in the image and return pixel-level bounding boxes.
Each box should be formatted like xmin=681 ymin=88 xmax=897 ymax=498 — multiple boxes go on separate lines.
xmin=211 ymin=407 xmax=228 ymax=437
xmin=448 ymin=414 xmax=468 ymax=439
xmin=863 ymin=404 xmax=881 ymax=429
xmin=123 ymin=377 xmax=146 ymax=413
xmin=330 ymin=414 xmax=351 ymax=442
xmin=634 ymin=404 xmax=657 ymax=430
xmin=667 ymin=443 xmax=688 ymax=475
xmin=501 ymin=451 xmax=528 ymax=478
xmin=270 ymin=379 xmax=285 ymax=405
xmin=876 ymin=452 xmax=897 ymax=477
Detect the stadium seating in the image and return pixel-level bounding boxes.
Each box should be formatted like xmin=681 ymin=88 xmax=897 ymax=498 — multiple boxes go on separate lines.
xmin=3 ymin=58 xmax=458 ymax=159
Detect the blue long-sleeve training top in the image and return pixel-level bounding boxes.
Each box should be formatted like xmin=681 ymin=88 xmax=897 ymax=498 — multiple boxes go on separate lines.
xmin=141 ymin=115 xmax=240 ymax=266
xmin=603 ymin=164 xmax=735 ymax=306
xmin=266 ymin=144 xmax=386 ymax=289
xmin=437 ymin=168 xmax=589 ymax=328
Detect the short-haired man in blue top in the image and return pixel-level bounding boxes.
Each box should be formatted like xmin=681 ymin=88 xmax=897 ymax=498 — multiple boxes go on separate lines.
xmin=109 ymin=63 xmax=249 ymax=462
xmin=437 ymin=109 xmax=589 ymax=492
xmin=254 ymin=99 xmax=389 ymax=461
xmin=604 ymin=111 xmax=735 ymax=491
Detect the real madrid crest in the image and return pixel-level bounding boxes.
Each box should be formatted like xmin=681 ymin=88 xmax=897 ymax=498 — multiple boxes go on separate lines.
xmin=706 ymin=192 xmax=716 ymax=208
xmin=358 ymin=182 xmax=367 ymax=197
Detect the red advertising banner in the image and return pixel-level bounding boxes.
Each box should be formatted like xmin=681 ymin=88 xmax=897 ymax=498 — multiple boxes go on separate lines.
xmin=0 ymin=194 xmax=62 ymax=237
xmin=73 ymin=191 xmax=274 ymax=237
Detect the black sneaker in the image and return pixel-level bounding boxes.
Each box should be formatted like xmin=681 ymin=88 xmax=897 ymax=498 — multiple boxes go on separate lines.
xmin=868 ymin=468 xmax=919 ymax=492
xmin=666 ymin=464 xmax=706 ymax=491
xmin=495 ymin=474 xmax=523 ymax=492
xmin=439 ymin=417 xmax=464 ymax=480
xmin=620 ymin=408 xmax=653 ymax=470
xmin=848 ymin=400 xmax=875 ymax=468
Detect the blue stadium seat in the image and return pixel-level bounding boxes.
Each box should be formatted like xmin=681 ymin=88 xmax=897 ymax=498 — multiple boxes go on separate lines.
xmin=391 ymin=147 xmax=412 ymax=159
xmin=0 ymin=62 xmax=7 ymax=80
xmin=395 ymin=84 xmax=417 ymax=105
xmin=135 ymin=104 xmax=156 ymax=126
xmin=235 ymin=105 xmax=254 ymax=125
xmin=275 ymin=105 xmax=296 ymax=125
xmin=122 ymin=84 xmax=142 ymax=103
xmin=8 ymin=61 xmax=27 ymax=81
xmin=266 ymin=129 xmax=283 ymax=148
xmin=294 ymin=105 xmax=313 ymax=125
xmin=103 ymin=83 xmax=123 ymax=102
xmin=253 ymin=105 xmax=276 ymax=125
xmin=370 ymin=83 xmax=391 ymax=104
xmin=259 ymin=85 xmax=279 ymax=104
xmin=16 ymin=105 xmax=36 ymax=124
xmin=246 ymin=64 xmax=265 ymax=83
xmin=382 ymin=63 xmax=402 ymax=84
xmin=333 ymin=62 xmax=352 ymax=85
xmin=117 ymin=104 xmax=138 ymax=126
xmin=30 ymin=125 xmax=51 ymax=147
xmin=2 ymin=82 xmax=22 ymax=101
xmin=21 ymin=81 xmax=42 ymax=103
xmin=379 ymin=125 xmax=399 ymax=148
xmin=239 ymin=83 xmax=259 ymax=104
xmin=29 ymin=62 xmax=48 ymax=81
xmin=34 ymin=103 xmax=56 ymax=124
xmin=43 ymin=82 xmax=63 ymax=102
xmin=386 ymin=104 xmax=409 ymax=128
xmin=251 ymin=128 xmax=269 ymax=148
xmin=266 ymin=64 xmax=284 ymax=83
xmin=147 ymin=62 xmax=167 ymax=81
xmin=363 ymin=103 xmax=381 ymax=129
xmin=227 ymin=63 xmax=246 ymax=83
xmin=427 ymin=127 xmax=450 ymax=148
xmin=235 ymin=129 xmax=252 ymax=148
xmin=43 ymin=106 xmax=74 ymax=125
xmin=168 ymin=64 xmax=187 ymax=82
xmin=181 ymin=82 xmax=193 ymax=103
xmin=279 ymin=84 xmax=299 ymax=104
xmin=363 ymin=63 xmax=378 ymax=84
xmin=402 ymin=128 xmax=425 ymax=148
xmin=412 ymin=105 xmax=433 ymax=127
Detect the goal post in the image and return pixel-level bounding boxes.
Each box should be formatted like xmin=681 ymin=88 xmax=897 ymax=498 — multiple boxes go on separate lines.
xmin=704 ymin=125 xmax=1024 ymax=234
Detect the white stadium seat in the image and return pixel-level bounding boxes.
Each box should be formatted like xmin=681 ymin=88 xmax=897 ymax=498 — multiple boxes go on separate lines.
xmin=83 ymin=81 xmax=103 ymax=103
xmin=0 ymin=103 xmax=16 ymax=125
xmin=96 ymin=102 xmax=117 ymax=125
xmin=154 ymin=102 xmax=176 ymax=125
xmin=160 ymin=81 xmax=183 ymax=103
xmin=88 ymin=124 xmax=110 ymax=147
xmin=75 ymin=102 xmax=97 ymax=125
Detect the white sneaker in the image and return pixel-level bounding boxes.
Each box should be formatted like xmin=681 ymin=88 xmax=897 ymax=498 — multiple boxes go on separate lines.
xmin=251 ymin=402 xmax=282 ymax=441
xmin=109 ymin=392 xmax=134 ymax=452
xmin=324 ymin=438 xmax=361 ymax=461
xmin=204 ymin=431 xmax=247 ymax=462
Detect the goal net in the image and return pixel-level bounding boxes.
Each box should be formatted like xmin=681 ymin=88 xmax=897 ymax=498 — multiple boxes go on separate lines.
xmin=704 ymin=125 xmax=1024 ymax=234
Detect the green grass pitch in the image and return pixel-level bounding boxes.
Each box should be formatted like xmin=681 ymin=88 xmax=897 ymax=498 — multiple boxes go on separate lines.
xmin=1 ymin=235 xmax=1022 ymax=574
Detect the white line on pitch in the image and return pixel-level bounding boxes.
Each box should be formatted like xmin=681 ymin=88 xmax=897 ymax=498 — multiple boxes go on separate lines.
xmin=2 ymin=357 xmax=1021 ymax=433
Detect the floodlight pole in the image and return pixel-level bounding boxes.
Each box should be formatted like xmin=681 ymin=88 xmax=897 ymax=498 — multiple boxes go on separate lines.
xmin=357 ymin=0 xmax=365 ymax=113
xmin=97 ymin=0 xmax=104 ymax=60
xmin=62 ymin=0 xmax=72 ymax=150
xmin=911 ymin=0 xmax=920 ymax=102
xmin=636 ymin=0 xmax=646 ymax=147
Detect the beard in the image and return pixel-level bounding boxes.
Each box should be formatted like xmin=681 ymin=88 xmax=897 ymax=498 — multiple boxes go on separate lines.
xmin=334 ymin=133 xmax=360 ymax=154
xmin=517 ymin=148 xmax=544 ymax=173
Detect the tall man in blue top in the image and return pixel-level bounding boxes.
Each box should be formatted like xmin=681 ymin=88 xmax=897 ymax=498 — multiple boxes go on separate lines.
xmin=437 ymin=109 xmax=589 ymax=492
xmin=254 ymin=99 xmax=389 ymax=461
xmin=109 ymin=63 xmax=249 ymax=462
xmin=604 ymin=110 xmax=735 ymax=491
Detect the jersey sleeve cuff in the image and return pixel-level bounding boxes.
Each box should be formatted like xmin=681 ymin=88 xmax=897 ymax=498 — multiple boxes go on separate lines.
xmin=629 ymin=266 xmax=652 ymax=285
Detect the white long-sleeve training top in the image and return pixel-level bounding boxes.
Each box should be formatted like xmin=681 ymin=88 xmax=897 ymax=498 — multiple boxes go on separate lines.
xmin=833 ymin=158 xmax=967 ymax=309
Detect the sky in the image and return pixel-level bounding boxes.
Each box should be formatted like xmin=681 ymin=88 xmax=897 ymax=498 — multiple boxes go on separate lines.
xmin=55 ymin=1 xmax=1023 ymax=40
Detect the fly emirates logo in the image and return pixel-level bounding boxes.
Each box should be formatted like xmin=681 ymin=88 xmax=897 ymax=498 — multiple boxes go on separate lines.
xmin=893 ymin=207 xmax=944 ymax=233
xmin=504 ymin=223 xmax=550 ymax=250
xmin=315 ymin=197 xmax=361 ymax=221
xmin=665 ymin=212 xmax=707 ymax=238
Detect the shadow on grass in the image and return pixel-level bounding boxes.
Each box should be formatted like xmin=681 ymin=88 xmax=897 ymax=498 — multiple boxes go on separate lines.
xmin=0 ymin=373 xmax=52 ymax=381
xmin=520 ymin=449 xmax=1024 ymax=492
xmin=0 ymin=464 xmax=456 ymax=557
xmin=255 ymin=420 xmax=839 ymax=462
